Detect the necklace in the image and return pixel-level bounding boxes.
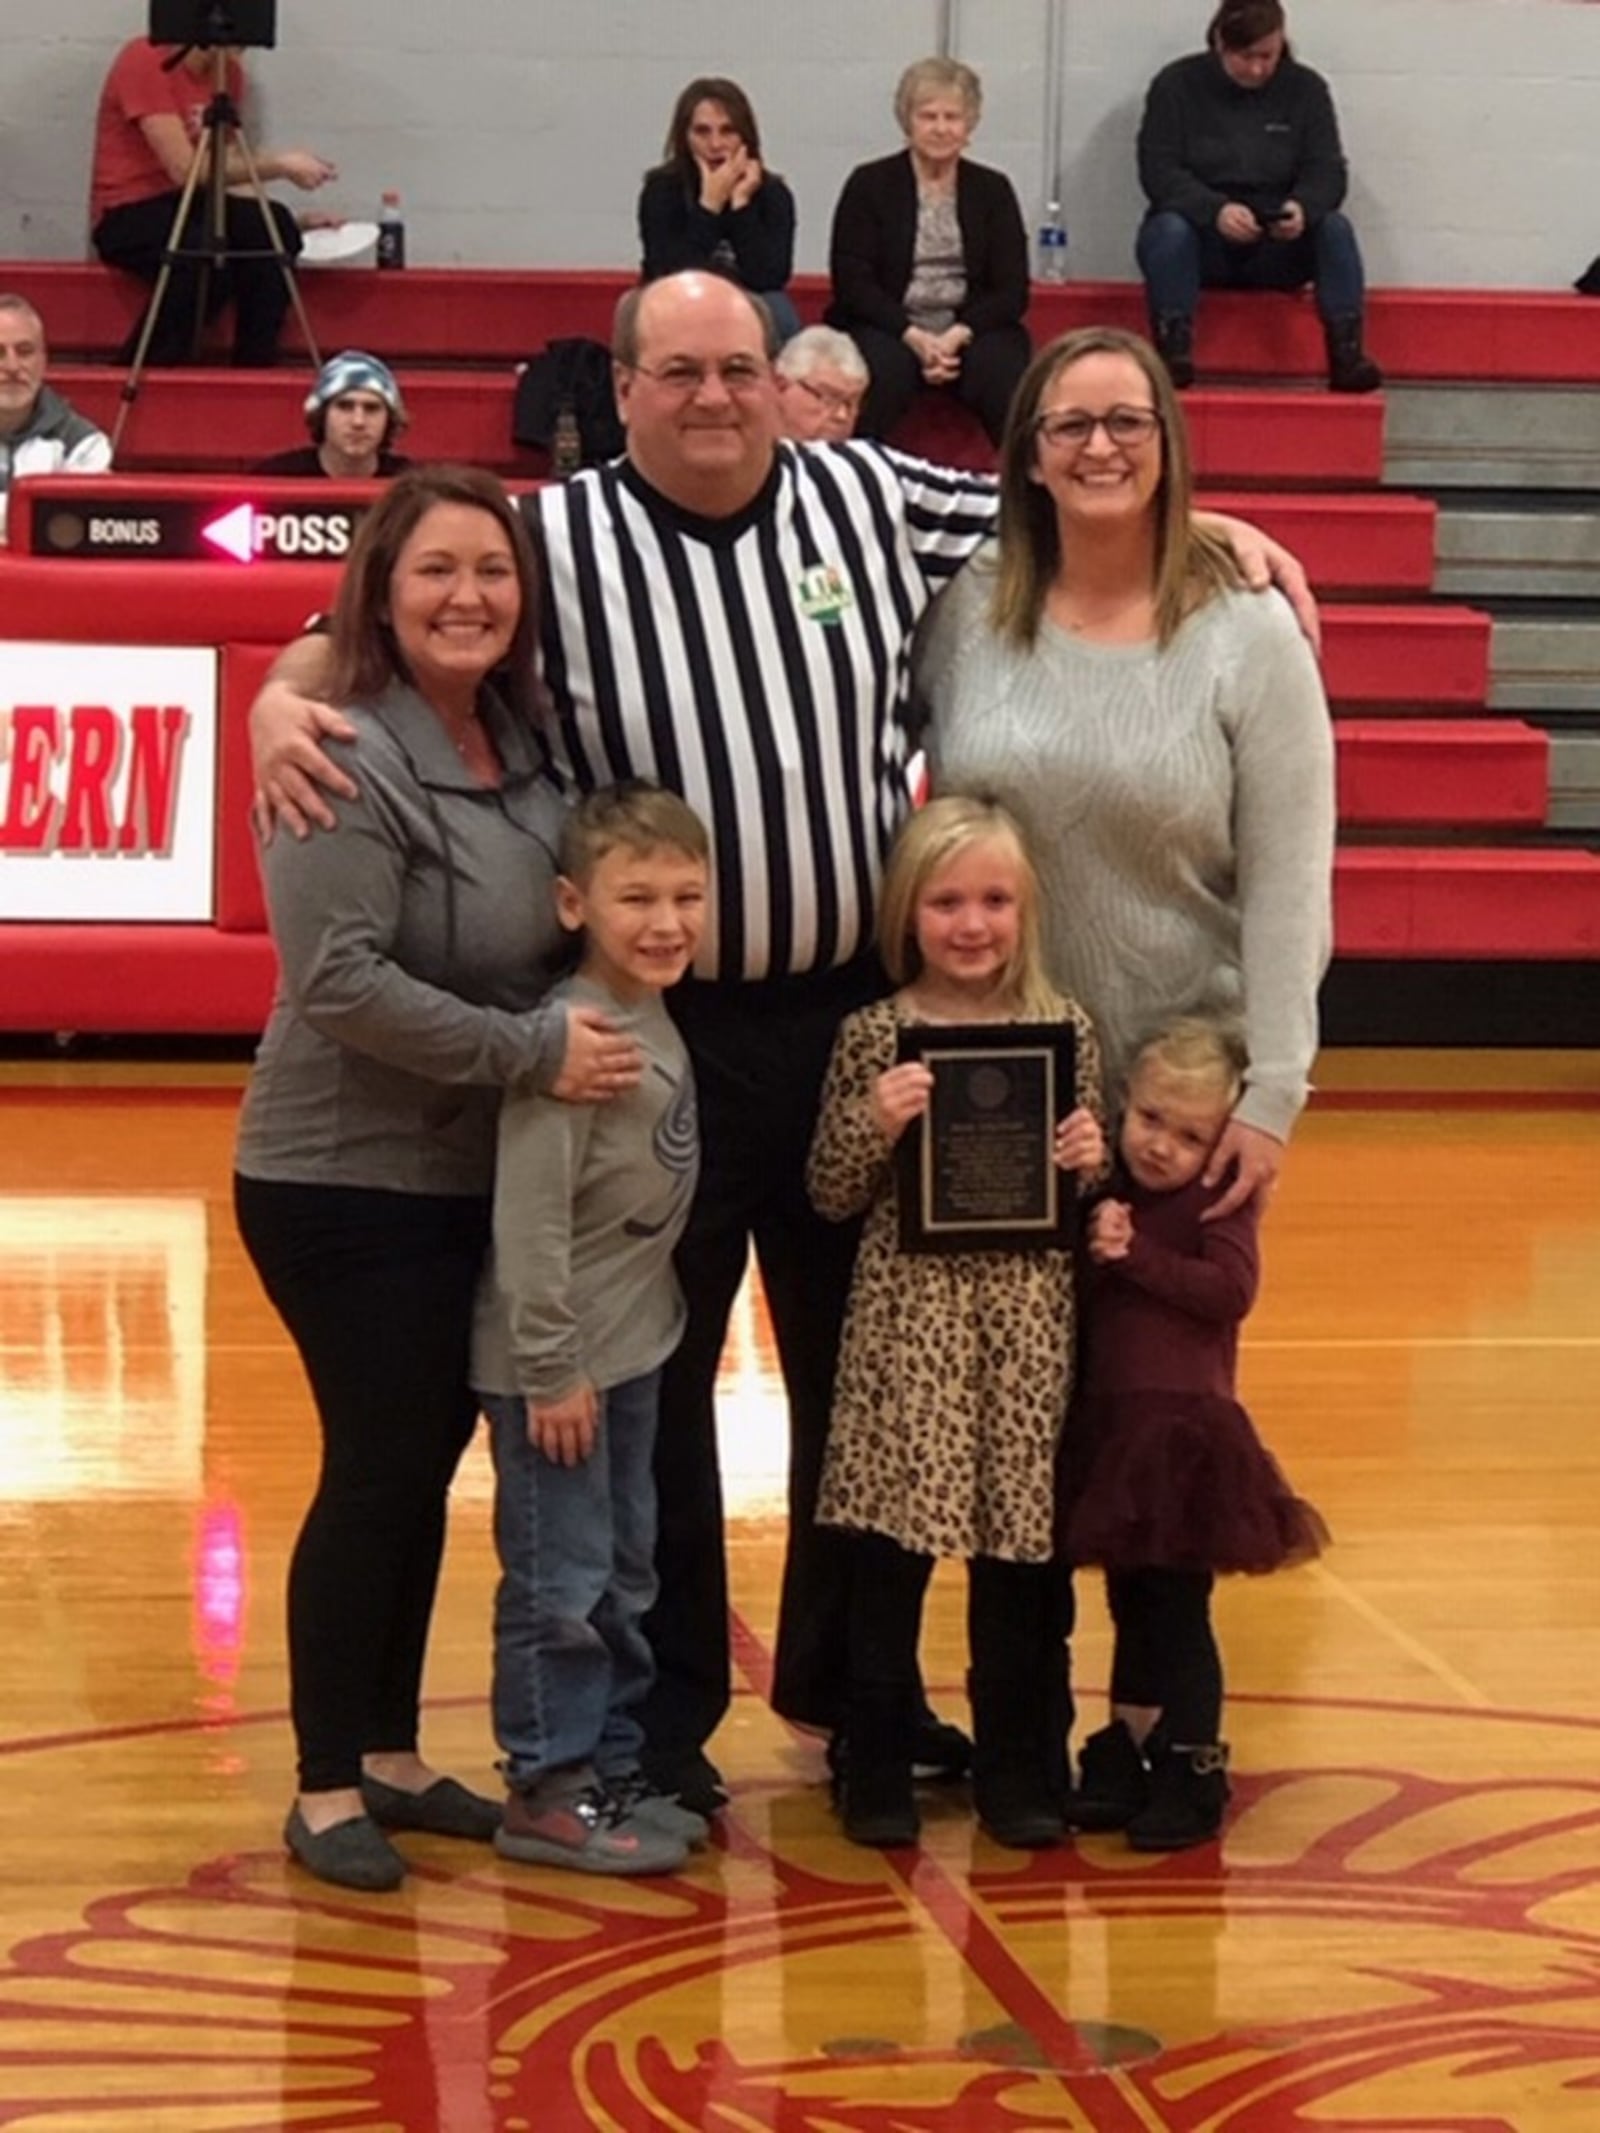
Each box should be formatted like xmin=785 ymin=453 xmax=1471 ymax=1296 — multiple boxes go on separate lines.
xmin=439 ymin=706 xmax=480 ymax=758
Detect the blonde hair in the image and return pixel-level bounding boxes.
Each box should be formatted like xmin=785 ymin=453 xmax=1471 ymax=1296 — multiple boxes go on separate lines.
xmin=559 ymin=779 xmax=709 ymax=884
xmin=989 ymin=325 xmax=1241 ymax=650
xmin=894 ymin=56 xmax=982 ymax=132
xmin=876 ymin=795 xmax=1062 ymax=1020
xmin=1129 ymin=1015 xmax=1248 ymax=1112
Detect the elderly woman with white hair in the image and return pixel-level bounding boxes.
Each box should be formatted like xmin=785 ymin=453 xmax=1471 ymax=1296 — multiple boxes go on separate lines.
xmin=826 ymin=56 xmax=1030 ymax=445
xmin=774 ymin=325 xmax=870 ymax=441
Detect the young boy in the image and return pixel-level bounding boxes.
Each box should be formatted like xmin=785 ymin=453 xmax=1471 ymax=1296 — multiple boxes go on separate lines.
xmin=472 ymin=781 xmax=709 ymax=1875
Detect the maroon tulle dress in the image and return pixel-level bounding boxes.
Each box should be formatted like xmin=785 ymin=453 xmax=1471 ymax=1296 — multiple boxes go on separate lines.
xmin=1062 ymin=1164 xmax=1327 ymax=1575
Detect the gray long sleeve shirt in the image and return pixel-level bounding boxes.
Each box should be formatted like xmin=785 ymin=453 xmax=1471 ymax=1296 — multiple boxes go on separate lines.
xmin=472 ymin=975 xmax=700 ymax=1402
xmin=235 ymin=678 xmax=570 ymax=1196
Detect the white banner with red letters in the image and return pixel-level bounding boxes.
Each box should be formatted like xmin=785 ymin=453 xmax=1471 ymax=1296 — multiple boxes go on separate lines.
xmin=0 ymin=645 xmax=217 ymax=921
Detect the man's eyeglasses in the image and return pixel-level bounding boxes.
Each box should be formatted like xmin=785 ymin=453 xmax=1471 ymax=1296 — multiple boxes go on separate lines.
xmin=790 ymin=375 xmax=866 ymax=420
xmin=1034 ymin=406 xmax=1162 ymax=451
xmin=627 ymin=356 xmax=771 ymax=395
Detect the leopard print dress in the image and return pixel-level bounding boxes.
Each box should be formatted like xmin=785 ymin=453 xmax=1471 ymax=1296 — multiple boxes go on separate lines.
xmin=808 ymin=995 xmax=1105 ymax=1563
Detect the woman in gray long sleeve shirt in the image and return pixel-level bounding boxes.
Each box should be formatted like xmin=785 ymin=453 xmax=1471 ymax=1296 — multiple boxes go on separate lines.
xmin=233 ymin=468 xmax=610 ymax=1895
xmin=919 ymin=327 xmax=1333 ymax=1217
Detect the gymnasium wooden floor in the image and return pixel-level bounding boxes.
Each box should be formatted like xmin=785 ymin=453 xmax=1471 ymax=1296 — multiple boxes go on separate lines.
xmin=0 ymin=1050 xmax=1596 ymax=2133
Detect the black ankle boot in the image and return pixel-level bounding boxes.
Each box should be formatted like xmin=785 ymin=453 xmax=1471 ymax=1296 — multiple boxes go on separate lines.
xmin=1325 ymin=317 xmax=1382 ymax=394
xmin=1126 ymin=1741 xmax=1231 ymax=1851
xmin=1153 ymin=314 xmax=1195 ymax=389
xmin=840 ymin=1686 xmax=919 ymax=1848
xmin=1069 ymin=1719 xmax=1150 ymax=1832
xmin=969 ymin=1670 xmax=1064 ymax=1849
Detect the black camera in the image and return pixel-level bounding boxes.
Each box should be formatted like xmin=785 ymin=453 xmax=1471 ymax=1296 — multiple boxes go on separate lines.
xmin=149 ymin=0 xmax=277 ymax=48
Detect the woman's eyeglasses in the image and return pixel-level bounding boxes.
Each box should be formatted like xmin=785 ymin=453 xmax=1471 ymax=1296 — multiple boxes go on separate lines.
xmin=1033 ymin=406 xmax=1162 ymax=451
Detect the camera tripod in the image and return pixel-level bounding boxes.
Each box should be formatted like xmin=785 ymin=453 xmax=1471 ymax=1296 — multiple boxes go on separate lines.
xmin=112 ymin=42 xmax=322 ymax=457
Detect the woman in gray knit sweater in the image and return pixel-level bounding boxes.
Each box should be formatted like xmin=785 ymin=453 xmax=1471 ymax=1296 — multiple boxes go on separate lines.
xmin=919 ymin=325 xmax=1334 ymax=1219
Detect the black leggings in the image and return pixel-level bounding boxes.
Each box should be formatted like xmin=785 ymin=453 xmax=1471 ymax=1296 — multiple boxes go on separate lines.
xmin=1106 ymin=1566 xmax=1222 ymax=1742
xmin=94 ymin=190 xmax=303 ymax=365
xmin=234 ymin=1176 xmax=489 ymax=1792
xmin=846 ymin=1530 xmax=1074 ymax=1691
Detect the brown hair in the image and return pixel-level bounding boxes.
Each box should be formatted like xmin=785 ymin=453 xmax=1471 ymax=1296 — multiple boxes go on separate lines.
xmin=988 ymin=325 xmax=1240 ymax=650
xmin=559 ymin=779 xmax=710 ymax=883
xmin=657 ymin=76 xmax=766 ymax=184
xmin=876 ymin=794 xmax=1062 ymax=1021
xmin=326 ymin=465 xmax=541 ymax=725
xmin=1208 ymin=1 xmax=1289 ymax=53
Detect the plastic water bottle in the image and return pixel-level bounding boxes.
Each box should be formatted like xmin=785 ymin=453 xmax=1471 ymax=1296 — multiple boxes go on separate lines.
xmin=1036 ymin=203 xmax=1068 ymax=284
xmin=552 ymin=405 xmax=583 ymax=476
xmin=376 ymin=190 xmax=406 ymax=270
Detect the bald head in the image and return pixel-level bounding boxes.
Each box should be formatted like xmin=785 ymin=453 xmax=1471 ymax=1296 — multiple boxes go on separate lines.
xmin=611 ymin=272 xmax=782 ymax=517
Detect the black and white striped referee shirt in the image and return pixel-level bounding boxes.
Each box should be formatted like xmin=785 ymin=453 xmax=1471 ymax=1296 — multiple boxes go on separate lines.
xmin=527 ymin=440 xmax=997 ymax=983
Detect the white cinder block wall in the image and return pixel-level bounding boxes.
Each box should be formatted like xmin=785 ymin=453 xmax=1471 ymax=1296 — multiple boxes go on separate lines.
xmin=5 ymin=0 xmax=1598 ymax=289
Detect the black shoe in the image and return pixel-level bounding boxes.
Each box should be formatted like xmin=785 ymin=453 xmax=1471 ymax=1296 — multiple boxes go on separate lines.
xmin=968 ymin=1669 xmax=1064 ymax=1849
xmin=1325 ymin=317 xmax=1382 ymax=394
xmin=1069 ymin=1720 xmax=1150 ymax=1832
xmin=912 ymin=1709 xmax=973 ymax=1782
xmin=639 ymin=1746 xmax=728 ymax=1819
xmin=1126 ymin=1741 xmax=1231 ymax=1851
xmin=360 ymin=1773 xmax=501 ymax=1841
xmin=827 ymin=1706 xmax=972 ymax=1790
xmin=839 ymin=1684 xmax=920 ymax=1847
xmin=283 ymin=1805 xmax=406 ymax=1892
xmin=1153 ymin=313 xmax=1195 ymax=390
xmin=974 ymin=1769 xmax=1063 ymax=1850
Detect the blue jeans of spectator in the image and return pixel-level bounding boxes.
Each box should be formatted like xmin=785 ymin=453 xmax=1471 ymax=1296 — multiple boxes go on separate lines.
xmin=1137 ymin=208 xmax=1366 ymax=325
xmin=484 ymin=1369 xmax=662 ymax=1787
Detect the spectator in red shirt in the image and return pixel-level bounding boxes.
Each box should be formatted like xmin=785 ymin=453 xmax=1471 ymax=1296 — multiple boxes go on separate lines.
xmin=90 ymin=35 xmax=336 ymax=367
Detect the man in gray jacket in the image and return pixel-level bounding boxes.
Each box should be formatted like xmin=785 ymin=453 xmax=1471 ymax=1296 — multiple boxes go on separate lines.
xmin=0 ymin=296 xmax=112 ymax=543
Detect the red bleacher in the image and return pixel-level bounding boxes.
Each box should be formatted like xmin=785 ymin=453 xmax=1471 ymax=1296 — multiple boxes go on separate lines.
xmin=15 ymin=262 xmax=1600 ymax=382
xmin=2 ymin=262 xmax=1596 ymax=1036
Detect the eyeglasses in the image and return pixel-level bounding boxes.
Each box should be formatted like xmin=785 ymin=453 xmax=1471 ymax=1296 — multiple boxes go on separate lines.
xmin=627 ymin=356 xmax=771 ymax=395
xmin=1034 ymin=406 xmax=1162 ymax=451
xmin=790 ymin=375 xmax=865 ymax=420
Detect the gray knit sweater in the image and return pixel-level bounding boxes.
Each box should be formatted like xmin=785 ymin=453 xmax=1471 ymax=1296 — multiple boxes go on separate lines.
xmin=918 ymin=557 xmax=1334 ymax=1138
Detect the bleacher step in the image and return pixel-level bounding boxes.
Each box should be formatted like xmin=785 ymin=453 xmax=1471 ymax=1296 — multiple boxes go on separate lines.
xmin=1334 ymin=847 xmax=1600 ymax=957
xmin=1435 ymin=502 xmax=1600 ymax=599
xmin=1385 ymin=385 xmax=1600 ymax=491
xmin=1489 ymin=615 xmax=1600 ymax=712
xmin=1321 ymin=604 xmax=1491 ymax=706
xmin=1199 ymin=490 xmax=1436 ymax=592
xmin=1336 ymin=720 xmax=1548 ymax=826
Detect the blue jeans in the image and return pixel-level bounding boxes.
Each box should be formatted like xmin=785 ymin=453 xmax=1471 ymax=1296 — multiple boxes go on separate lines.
xmin=1136 ymin=208 xmax=1366 ymax=325
xmin=484 ymin=1370 xmax=661 ymax=1786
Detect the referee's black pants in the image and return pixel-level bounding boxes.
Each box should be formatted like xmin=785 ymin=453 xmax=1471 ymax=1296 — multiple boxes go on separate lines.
xmin=640 ymin=956 xmax=887 ymax=1766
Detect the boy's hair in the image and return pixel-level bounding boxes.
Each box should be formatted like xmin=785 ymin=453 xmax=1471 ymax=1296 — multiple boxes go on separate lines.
xmin=1129 ymin=1015 xmax=1248 ymax=1110
xmin=559 ymin=779 xmax=710 ymax=883
xmin=876 ymin=794 xmax=1063 ymax=1021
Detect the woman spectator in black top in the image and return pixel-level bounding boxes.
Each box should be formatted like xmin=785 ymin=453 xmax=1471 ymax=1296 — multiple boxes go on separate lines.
xmin=638 ymin=78 xmax=799 ymax=343
xmin=826 ymin=56 xmax=1030 ymax=447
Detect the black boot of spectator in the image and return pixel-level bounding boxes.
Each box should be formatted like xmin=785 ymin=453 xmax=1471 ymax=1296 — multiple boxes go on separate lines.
xmin=1153 ymin=314 xmax=1195 ymax=390
xmin=1325 ymin=317 xmax=1382 ymax=394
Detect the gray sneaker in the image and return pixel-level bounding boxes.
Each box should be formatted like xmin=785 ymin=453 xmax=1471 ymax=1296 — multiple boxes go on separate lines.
xmin=603 ymin=1768 xmax=712 ymax=1848
xmin=494 ymin=1771 xmax=687 ymax=1876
